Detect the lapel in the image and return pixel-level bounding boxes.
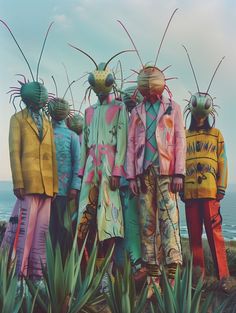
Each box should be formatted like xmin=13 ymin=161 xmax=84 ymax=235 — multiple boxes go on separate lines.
xmin=135 ymin=103 xmax=146 ymax=128
xmin=25 ymin=109 xmax=39 ymax=136
xmin=24 ymin=109 xmax=49 ymax=141
xmin=156 ymin=97 xmax=172 ymax=124
xmin=41 ymin=113 xmax=49 ymax=142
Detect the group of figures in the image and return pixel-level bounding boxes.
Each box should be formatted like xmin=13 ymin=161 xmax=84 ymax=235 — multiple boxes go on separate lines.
xmin=0 ymin=10 xmax=231 ymax=299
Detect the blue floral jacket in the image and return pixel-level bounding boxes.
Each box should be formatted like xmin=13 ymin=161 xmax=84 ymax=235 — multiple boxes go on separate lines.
xmin=53 ymin=120 xmax=81 ymax=196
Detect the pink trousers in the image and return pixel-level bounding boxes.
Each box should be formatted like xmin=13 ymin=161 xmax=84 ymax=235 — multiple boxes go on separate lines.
xmin=1 ymin=195 xmax=51 ymax=278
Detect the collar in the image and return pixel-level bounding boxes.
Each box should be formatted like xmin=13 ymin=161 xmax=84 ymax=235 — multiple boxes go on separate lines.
xmin=52 ymin=120 xmax=67 ymax=128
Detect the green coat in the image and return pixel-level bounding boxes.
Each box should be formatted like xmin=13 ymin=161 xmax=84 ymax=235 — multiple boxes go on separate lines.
xmin=78 ymin=96 xmax=128 ymax=241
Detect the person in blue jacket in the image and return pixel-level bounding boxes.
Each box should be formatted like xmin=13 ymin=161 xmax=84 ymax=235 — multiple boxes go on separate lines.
xmin=48 ymin=97 xmax=81 ymax=257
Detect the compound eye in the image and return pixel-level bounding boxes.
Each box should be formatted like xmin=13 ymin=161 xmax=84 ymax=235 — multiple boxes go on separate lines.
xmin=191 ymin=95 xmax=197 ymax=108
xmin=105 ymin=73 xmax=114 ymax=87
xmin=205 ymin=98 xmax=212 ymax=110
xmin=88 ymin=73 xmax=95 ymax=87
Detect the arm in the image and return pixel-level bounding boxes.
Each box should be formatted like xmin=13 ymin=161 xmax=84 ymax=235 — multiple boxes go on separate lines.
xmin=217 ymin=130 xmax=228 ymax=197
xmin=112 ymin=104 xmax=128 ymax=177
xmin=125 ymin=108 xmax=137 ymax=180
xmin=70 ymin=132 xmax=81 ymax=190
xmin=9 ymin=115 xmax=24 ymax=190
xmin=78 ymin=110 xmax=88 ymax=177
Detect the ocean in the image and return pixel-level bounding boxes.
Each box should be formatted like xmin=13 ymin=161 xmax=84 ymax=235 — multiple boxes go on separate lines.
xmin=0 ymin=181 xmax=236 ymax=240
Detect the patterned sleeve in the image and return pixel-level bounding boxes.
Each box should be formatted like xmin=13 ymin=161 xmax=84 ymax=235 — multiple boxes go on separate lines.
xmin=217 ymin=129 xmax=228 ymax=194
xmin=70 ymin=132 xmax=81 ymax=190
xmin=112 ymin=104 xmax=128 ymax=177
xmin=78 ymin=110 xmax=88 ymax=177
xmin=125 ymin=108 xmax=136 ymax=180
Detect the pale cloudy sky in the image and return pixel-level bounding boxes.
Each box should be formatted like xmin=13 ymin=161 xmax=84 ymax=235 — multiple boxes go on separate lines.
xmin=0 ymin=0 xmax=236 ymax=184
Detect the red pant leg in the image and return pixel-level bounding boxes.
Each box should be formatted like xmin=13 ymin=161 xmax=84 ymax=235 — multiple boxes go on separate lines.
xmin=203 ymin=199 xmax=229 ymax=279
xmin=185 ymin=200 xmax=205 ymax=275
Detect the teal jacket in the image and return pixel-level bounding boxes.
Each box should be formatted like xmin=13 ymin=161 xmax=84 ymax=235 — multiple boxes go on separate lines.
xmin=53 ymin=120 xmax=81 ymax=196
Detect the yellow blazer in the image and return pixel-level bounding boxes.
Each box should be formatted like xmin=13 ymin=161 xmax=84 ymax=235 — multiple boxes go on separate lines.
xmin=184 ymin=127 xmax=228 ymax=200
xmin=9 ymin=109 xmax=58 ymax=197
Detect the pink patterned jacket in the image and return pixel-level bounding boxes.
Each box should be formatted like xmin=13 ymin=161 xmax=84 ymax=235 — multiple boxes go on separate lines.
xmin=126 ymin=96 xmax=186 ymax=179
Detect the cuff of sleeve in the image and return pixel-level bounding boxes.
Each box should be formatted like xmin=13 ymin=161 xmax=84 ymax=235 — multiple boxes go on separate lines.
xmin=217 ymin=188 xmax=225 ymax=195
xmin=112 ymin=165 xmax=126 ymax=177
xmin=174 ymin=174 xmax=185 ymax=179
xmin=78 ymin=168 xmax=84 ymax=177
xmin=71 ymin=181 xmax=81 ymax=191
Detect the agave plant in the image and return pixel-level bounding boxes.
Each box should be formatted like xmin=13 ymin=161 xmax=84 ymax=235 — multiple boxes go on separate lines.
xmin=0 ymin=248 xmax=23 ymax=313
xmin=105 ymin=254 xmax=148 ymax=313
xmin=19 ymin=288 xmax=39 ymax=313
xmin=26 ymin=235 xmax=113 ymax=313
xmin=150 ymin=258 xmax=229 ymax=313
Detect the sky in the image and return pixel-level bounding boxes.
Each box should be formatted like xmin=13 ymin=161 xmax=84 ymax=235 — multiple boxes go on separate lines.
xmin=0 ymin=0 xmax=236 ymax=185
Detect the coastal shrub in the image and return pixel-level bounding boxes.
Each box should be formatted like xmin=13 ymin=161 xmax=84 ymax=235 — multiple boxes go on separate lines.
xmin=25 ymin=235 xmax=113 ymax=313
xmin=149 ymin=258 xmax=228 ymax=313
xmin=105 ymin=254 xmax=148 ymax=313
xmin=0 ymin=248 xmax=23 ymax=313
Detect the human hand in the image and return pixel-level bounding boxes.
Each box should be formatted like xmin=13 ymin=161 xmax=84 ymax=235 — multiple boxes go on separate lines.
xmin=13 ymin=188 xmax=25 ymax=200
xmin=129 ymin=179 xmax=139 ymax=196
xmin=216 ymin=193 xmax=224 ymax=201
xmin=110 ymin=176 xmax=120 ymax=191
xmin=171 ymin=177 xmax=183 ymax=193
xmin=68 ymin=189 xmax=78 ymax=201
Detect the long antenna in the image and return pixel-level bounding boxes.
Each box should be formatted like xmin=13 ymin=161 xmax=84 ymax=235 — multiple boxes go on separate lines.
xmin=69 ymin=44 xmax=98 ymax=69
xmin=63 ymin=80 xmax=76 ymax=99
xmin=0 ymin=19 xmax=35 ymax=81
xmin=51 ymin=75 xmax=58 ymax=97
xmin=104 ymin=50 xmax=134 ymax=69
xmin=62 ymin=63 xmax=75 ymax=109
xmin=36 ymin=21 xmax=54 ymax=81
xmin=115 ymin=60 xmax=124 ymax=90
xmin=182 ymin=45 xmax=200 ymax=93
xmin=63 ymin=74 xmax=88 ymax=99
xmin=206 ymin=56 xmax=225 ymax=94
xmin=117 ymin=20 xmax=144 ymax=68
xmin=154 ymin=8 xmax=178 ymax=67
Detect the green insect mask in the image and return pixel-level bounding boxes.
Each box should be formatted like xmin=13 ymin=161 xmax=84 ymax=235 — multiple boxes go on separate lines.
xmin=88 ymin=63 xmax=114 ymax=97
xmin=189 ymin=93 xmax=213 ymax=120
xmin=67 ymin=113 xmax=84 ymax=135
xmin=0 ymin=20 xmax=54 ymax=112
xmin=183 ymin=45 xmax=225 ymax=126
xmin=47 ymin=97 xmax=70 ymax=121
xmin=20 ymin=81 xmax=48 ymax=111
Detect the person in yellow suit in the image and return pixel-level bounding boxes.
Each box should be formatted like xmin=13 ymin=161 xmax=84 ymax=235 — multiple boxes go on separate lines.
xmin=1 ymin=85 xmax=58 ymax=279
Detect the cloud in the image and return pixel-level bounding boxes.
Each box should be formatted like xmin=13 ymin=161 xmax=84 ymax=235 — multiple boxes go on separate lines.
xmin=53 ymin=14 xmax=71 ymax=29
